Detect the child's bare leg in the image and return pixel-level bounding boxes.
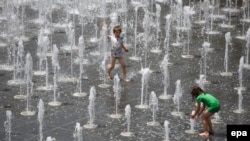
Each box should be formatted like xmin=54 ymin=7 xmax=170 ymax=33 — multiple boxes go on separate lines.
xmin=207 ymin=115 xmax=214 ymax=134
xmin=107 ymin=56 xmax=116 ymax=79
xmin=118 ymin=57 xmax=128 ymax=82
xmin=200 ymin=110 xmax=214 ymax=137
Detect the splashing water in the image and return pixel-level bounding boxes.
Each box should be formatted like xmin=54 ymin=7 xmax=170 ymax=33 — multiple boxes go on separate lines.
xmin=21 ymin=53 xmax=36 ymax=116
xmin=84 ymin=86 xmax=97 ymax=129
xmin=73 ymin=36 xmax=87 ymax=97
xmin=48 ymin=44 xmax=61 ymax=106
xmin=150 ymin=4 xmax=162 ymax=53
xmin=185 ymin=111 xmax=197 ymax=134
xmin=109 ymin=74 xmax=122 ymax=118
xmin=35 ymin=31 xmax=49 ymax=76
xmin=212 ymin=112 xmax=223 ymax=124
xmin=135 ymin=67 xmax=152 ymax=109
xmin=196 ymin=74 xmax=205 ymax=90
xmin=38 ymin=99 xmax=45 ymax=141
xmin=4 ymin=110 xmax=12 ymax=141
xmin=98 ymin=59 xmax=111 ymax=88
xmin=164 ymin=120 xmax=170 ymax=141
xmin=220 ymin=32 xmax=232 ymax=76
xmin=199 ymin=42 xmax=211 ymax=84
xmin=171 ymin=80 xmax=183 ymax=117
xmin=147 ymin=91 xmax=160 ymax=126
xmin=46 ymin=136 xmax=56 ymax=141
xmin=120 ymin=104 xmax=134 ymax=137
xmin=234 ymin=56 xmax=246 ymax=91
xmin=7 ymin=39 xmax=25 ymax=86
xmin=244 ymin=28 xmax=250 ymax=69
xmin=129 ymin=5 xmax=142 ymax=61
xmin=159 ymin=54 xmax=171 ymax=99
xmin=73 ymin=122 xmax=83 ymax=141
xmin=233 ymin=88 xmax=244 ymax=114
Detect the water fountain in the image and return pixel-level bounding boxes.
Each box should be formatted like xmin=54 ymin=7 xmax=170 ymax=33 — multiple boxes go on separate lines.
xmin=163 ymin=38 xmax=173 ymax=66
xmin=75 ymin=31 xmax=89 ymax=66
xmin=89 ymin=10 xmax=99 ymax=44
xmin=98 ymin=59 xmax=111 ymax=88
xmin=19 ymin=0 xmax=29 ymax=42
xmin=34 ymin=29 xmax=48 ymax=76
xmin=181 ymin=6 xmax=194 ymax=59
xmin=159 ymin=54 xmax=172 ymax=99
xmin=51 ymin=44 xmax=60 ymax=77
xmin=90 ymin=21 xmax=108 ymax=57
xmin=171 ymin=80 xmax=183 ymax=117
xmin=163 ymin=120 xmax=170 ymax=141
xmin=73 ymin=36 xmax=87 ymax=97
xmin=244 ymin=28 xmax=250 ymax=70
xmin=7 ymin=40 xmax=25 ymax=86
xmin=185 ymin=111 xmax=197 ymax=134
xmin=219 ymin=2 xmax=235 ymax=29
xmin=234 ymin=56 xmax=246 ymax=91
xmin=181 ymin=30 xmax=193 ymax=59
xmin=205 ymin=0 xmax=220 ymax=35
xmin=13 ymin=39 xmax=27 ymax=100
xmin=164 ymin=14 xmax=171 ymax=48
xmin=0 ymin=40 xmax=14 ymax=71
xmin=147 ymin=91 xmax=160 ymax=126
xmin=48 ymin=75 xmax=61 ymax=106
xmin=194 ymin=0 xmax=207 ymax=24
xmin=38 ymin=99 xmax=45 ymax=141
xmin=209 ymin=0 xmax=226 ymax=20
xmin=241 ymin=0 xmax=250 ymax=23
xmin=73 ymin=122 xmax=83 ymax=141
xmin=20 ymin=53 xmax=36 ymax=116
xmin=221 ymin=0 xmax=240 ymax=13
xmin=119 ymin=0 xmax=130 ymax=48
xmin=120 ymin=104 xmax=134 ymax=137
xmin=211 ymin=112 xmax=223 ymax=124
xmin=90 ymin=22 xmax=99 ymax=41
xmin=135 ymin=67 xmax=152 ymax=109
xmin=109 ymin=74 xmax=122 ymax=119
xmin=235 ymin=17 xmax=246 ymax=41
xmin=150 ymin=4 xmax=162 ymax=54
xmin=141 ymin=7 xmax=154 ymax=67
xmin=84 ymin=86 xmax=98 ymax=129
xmin=198 ymin=42 xmax=211 ymax=85
xmin=59 ymin=22 xmax=78 ymax=83
xmin=4 ymin=110 xmax=12 ymax=141
xmin=36 ymin=34 xmax=53 ymax=91
xmin=129 ymin=5 xmax=143 ymax=61
xmin=46 ymin=136 xmax=56 ymax=141
xmin=233 ymin=88 xmax=244 ymax=114
xmin=32 ymin=0 xmax=49 ymax=25
xmin=220 ymin=32 xmax=233 ymax=76
xmin=171 ymin=0 xmax=184 ymax=47
xmin=196 ymin=74 xmax=205 ymax=90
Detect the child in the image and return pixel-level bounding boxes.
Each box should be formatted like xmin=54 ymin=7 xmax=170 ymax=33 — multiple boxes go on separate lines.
xmin=190 ymin=86 xmax=220 ymax=137
xmin=103 ymin=22 xmax=129 ymax=82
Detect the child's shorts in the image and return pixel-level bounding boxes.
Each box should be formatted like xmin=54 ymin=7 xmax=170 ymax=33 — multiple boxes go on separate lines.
xmin=207 ymin=104 xmax=220 ymax=113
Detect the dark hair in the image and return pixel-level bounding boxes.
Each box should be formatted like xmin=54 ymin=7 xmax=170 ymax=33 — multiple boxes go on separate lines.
xmin=113 ymin=25 xmax=122 ymax=33
xmin=191 ymin=86 xmax=204 ymax=101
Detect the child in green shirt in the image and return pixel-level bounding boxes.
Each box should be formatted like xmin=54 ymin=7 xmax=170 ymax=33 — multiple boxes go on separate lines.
xmin=190 ymin=86 xmax=220 ymax=137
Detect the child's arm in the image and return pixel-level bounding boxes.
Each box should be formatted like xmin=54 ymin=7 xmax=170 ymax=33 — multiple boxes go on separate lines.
xmin=122 ymin=44 xmax=128 ymax=52
xmin=191 ymin=102 xmax=205 ymax=119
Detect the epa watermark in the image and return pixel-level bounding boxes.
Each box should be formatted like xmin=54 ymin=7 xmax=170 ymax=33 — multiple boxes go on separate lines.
xmin=227 ymin=125 xmax=250 ymax=140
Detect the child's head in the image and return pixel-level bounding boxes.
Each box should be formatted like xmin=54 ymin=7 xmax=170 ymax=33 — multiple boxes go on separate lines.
xmin=191 ymin=86 xmax=204 ymax=101
xmin=113 ymin=25 xmax=122 ymax=37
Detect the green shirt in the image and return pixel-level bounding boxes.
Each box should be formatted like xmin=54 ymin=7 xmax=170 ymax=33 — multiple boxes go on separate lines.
xmin=196 ymin=93 xmax=220 ymax=112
